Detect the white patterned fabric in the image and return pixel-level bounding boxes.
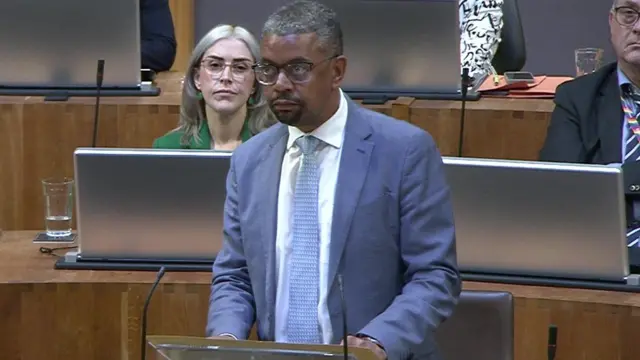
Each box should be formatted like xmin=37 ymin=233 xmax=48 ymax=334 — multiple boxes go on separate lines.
xmin=459 ymin=0 xmax=504 ymax=77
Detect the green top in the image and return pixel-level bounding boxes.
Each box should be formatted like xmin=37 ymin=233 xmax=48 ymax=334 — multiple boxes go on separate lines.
xmin=152 ymin=120 xmax=252 ymax=149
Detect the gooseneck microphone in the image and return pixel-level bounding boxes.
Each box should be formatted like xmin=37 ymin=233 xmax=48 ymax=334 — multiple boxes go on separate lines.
xmin=92 ymin=59 xmax=105 ymax=147
xmin=141 ymin=266 xmax=166 ymax=360
xmin=547 ymin=324 xmax=557 ymax=360
xmin=457 ymin=68 xmax=471 ymax=157
xmin=337 ymin=274 xmax=349 ymax=360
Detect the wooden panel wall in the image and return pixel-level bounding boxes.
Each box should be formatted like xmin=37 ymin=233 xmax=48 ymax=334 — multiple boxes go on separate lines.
xmin=168 ymin=0 xmax=195 ymax=72
xmin=1 ymin=279 xmax=639 ymax=360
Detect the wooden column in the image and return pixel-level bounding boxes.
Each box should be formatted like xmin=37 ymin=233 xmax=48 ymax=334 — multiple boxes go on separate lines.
xmin=391 ymin=96 xmax=416 ymax=121
xmin=168 ymin=0 xmax=195 ymax=72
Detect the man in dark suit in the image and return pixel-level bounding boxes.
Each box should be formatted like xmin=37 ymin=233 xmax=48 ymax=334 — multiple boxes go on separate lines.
xmin=539 ymin=0 xmax=640 ymax=238
xmin=140 ymin=0 xmax=176 ymax=72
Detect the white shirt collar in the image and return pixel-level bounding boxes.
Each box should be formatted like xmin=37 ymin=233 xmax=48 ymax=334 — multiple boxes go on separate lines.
xmin=286 ymin=89 xmax=348 ymax=150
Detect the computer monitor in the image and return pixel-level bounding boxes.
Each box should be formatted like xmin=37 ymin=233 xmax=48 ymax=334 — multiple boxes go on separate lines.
xmin=443 ymin=157 xmax=629 ymax=283
xmin=322 ymin=0 xmax=469 ymax=101
xmin=0 ymin=0 xmax=158 ymax=97
xmin=71 ymin=148 xmax=230 ymax=265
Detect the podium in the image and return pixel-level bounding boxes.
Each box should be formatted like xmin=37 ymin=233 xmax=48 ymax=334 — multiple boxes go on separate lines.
xmin=147 ymin=335 xmax=378 ymax=360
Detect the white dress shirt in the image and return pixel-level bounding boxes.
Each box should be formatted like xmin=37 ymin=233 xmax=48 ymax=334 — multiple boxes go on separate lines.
xmin=274 ymin=90 xmax=348 ymax=344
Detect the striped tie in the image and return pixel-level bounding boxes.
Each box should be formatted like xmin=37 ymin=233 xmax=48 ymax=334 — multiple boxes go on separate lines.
xmin=625 ymin=122 xmax=640 ymax=163
xmin=624 ymin=84 xmax=640 ymax=163
xmin=628 ymin=226 xmax=640 ymax=247
xmin=624 ymin=89 xmax=640 ymax=246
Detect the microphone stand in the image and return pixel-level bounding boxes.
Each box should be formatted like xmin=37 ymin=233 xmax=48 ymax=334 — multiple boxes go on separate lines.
xmin=92 ymin=59 xmax=105 ymax=147
xmin=141 ymin=267 xmax=166 ymax=360
xmin=458 ymin=68 xmax=471 ymax=157
xmin=547 ymin=324 xmax=557 ymax=360
xmin=338 ymin=275 xmax=349 ymax=360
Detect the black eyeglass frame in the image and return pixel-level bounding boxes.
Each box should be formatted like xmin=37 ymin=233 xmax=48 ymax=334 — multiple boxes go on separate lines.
xmin=613 ymin=6 xmax=640 ymax=27
xmin=252 ymin=55 xmax=339 ymax=86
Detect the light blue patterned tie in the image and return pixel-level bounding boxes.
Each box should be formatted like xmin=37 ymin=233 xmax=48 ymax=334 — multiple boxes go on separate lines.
xmin=287 ymin=135 xmax=322 ymax=344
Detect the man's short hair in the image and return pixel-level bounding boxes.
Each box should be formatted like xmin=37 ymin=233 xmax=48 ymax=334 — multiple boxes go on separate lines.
xmin=262 ymin=0 xmax=343 ymax=57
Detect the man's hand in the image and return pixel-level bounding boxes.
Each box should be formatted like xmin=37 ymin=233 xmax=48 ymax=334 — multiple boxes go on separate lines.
xmin=341 ymin=335 xmax=386 ymax=360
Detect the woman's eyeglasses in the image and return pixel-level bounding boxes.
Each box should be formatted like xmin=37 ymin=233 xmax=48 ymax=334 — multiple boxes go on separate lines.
xmin=201 ymin=58 xmax=254 ymax=80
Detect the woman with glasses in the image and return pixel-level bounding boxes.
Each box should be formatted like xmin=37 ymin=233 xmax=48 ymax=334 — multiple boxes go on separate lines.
xmin=459 ymin=0 xmax=504 ymax=78
xmin=153 ymin=24 xmax=276 ymax=150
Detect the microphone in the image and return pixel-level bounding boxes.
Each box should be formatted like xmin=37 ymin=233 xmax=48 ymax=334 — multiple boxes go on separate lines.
xmin=337 ymin=274 xmax=349 ymax=360
xmin=92 ymin=59 xmax=105 ymax=147
xmin=547 ymin=324 xmax=557 ymax=360
xmin=141 ymin=266 xmax=166 ymax=360
xmin=457 ymin=68 xmax=471 ymax=157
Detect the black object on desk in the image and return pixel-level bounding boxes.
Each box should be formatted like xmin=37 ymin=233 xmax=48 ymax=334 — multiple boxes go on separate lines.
xmin=347 ymin=73 xmax=487 ymax=103
xmin=462 ymin=271 xmax=640 ymax=293
xmin=0 ymin=84 xmax=161 ymax=102
xmin=344 ymin=86 xmax=481 ymax=102
xmin=623 ymin=161 xmax=640 ymax=196
xmin=628 ymin=245 xmax=640 ymax=271
xmin=53 ymin=257 xmax=212 ymax=272
xmin=33 ymin=232 xmax=76 ymax=244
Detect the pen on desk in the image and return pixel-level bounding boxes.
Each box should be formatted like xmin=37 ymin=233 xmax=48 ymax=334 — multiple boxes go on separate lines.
xmin=488 ymin=63 xmax=500 ymax=86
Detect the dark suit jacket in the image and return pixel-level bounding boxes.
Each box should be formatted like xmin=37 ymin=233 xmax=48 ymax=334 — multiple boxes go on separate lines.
xmin=140 ymin=0 xmax=177 ymax=72
xmin=539 ymin=62 xmax=622 ymax=164
xmin=539 ymin=61 xmax=635 ymax=224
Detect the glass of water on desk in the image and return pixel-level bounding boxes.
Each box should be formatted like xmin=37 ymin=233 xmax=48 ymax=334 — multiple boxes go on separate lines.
xmin=42 ymin=177 xmax=74 ymax=237
xmin=575 ymin=48 xmax=604 ymax=76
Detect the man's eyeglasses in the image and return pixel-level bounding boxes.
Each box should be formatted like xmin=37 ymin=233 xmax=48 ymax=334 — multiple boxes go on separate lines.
xmin=253 ymin=56 xmax=337 ymax=86
xmin=613 ymin=6 xmax=640 ymax=27
xmin=201 ymin=58 xmax=254 ymax=80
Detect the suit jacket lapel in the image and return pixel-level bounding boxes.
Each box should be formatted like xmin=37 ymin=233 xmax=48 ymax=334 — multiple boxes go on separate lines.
xmin=254 ymin=124 xmax=288 ymax=336
xmin=327 ymin=101 xmax=374 ymax=288
xmin=597 ymin=71 xmax=624 ymax=163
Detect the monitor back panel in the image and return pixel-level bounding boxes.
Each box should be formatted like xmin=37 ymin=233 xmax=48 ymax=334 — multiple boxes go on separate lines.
xmin=322 ymin=0 xmax=460 ymax=93
xmin=443 ymin=158 xmax=629 ymax=282
xmin=74 ymin=148 xmax=229 ymax=262
xmin=0 ymin=0 xmax=141 ymax=88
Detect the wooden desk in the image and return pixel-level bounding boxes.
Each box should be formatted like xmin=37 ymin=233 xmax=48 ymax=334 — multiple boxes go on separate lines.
xmin=1 ymin=231 xmax=638 ymax=360
xmin=0 ymin=72 xmax=554 ymax=230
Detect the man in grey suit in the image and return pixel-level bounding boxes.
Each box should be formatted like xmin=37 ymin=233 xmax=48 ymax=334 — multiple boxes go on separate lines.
xmin=206 ymin=1 xmax=461 ymax=359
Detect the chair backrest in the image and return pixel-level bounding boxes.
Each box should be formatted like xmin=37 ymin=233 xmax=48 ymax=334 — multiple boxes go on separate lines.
xmin=435 ymin=290 xmax=514 ymax=360
xmin=491 ymin=0 xmax=526 ymax=73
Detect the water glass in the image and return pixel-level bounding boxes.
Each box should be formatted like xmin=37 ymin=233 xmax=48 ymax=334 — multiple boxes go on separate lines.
xmin=42 ymin=177 xmax=74 ymax=237
xmin=575 ymin=48 xmax=604 ymax=77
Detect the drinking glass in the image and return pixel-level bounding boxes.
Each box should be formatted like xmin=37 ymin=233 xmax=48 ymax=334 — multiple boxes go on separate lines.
xmin=575 ymin=48 xmax=604 ymax=76
xmin=42 ymin=177 xmax=74 ymax=237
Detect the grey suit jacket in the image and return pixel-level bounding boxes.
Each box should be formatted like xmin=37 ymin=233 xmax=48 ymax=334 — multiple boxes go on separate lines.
xmin=207 ymin=98 xmax=461 ymax=360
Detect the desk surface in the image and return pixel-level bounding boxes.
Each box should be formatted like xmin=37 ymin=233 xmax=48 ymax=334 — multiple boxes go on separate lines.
xmin=0 ymin=72 xmax=555 ymax=111
xmin=3 ymin=230 xmax=638 ymax=306
xmin=2 ymin=230 xmax=207 ymax=284
xmin=1 ymin=230 xmax=639 ymax=360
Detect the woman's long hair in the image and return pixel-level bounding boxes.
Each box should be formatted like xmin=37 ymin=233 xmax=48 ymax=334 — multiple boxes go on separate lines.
xmin=175 ymin=24 xmax=276 ymax=146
